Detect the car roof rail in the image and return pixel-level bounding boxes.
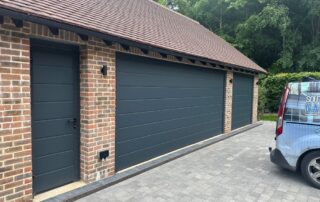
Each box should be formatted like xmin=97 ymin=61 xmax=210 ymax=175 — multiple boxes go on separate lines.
xmin=301 ymin=76 xmax=318 ymax=82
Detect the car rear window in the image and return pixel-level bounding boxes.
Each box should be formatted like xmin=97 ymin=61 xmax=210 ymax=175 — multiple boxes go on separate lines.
xmin=284 ymin=81 xmax=320 ymax=124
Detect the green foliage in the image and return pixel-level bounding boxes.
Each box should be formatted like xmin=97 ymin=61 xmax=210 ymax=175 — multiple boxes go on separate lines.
xmin=298 ymin=44 xmax=320 ymax=71
xmin=153 ymin=0 xmax=168 ymax=5
xmin=258 ymin=81 xmax=267 ymax=114
xmin=235 ymin=2 xmax=294 ymax=70
xmin=261 ymin=72 xmax=320 ymax=112
xmin=259 ymin=113 xmax=277 ymax=121
xmin=154 ymin=0 xmax=320 ymax=73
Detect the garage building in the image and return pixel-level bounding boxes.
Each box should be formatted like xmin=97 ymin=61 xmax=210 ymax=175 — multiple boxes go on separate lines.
xmin=0 ymin=0 xmax=265 ymax=201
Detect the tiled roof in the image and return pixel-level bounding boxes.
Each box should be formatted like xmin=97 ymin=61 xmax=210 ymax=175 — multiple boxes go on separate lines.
xmin=0 ymin=0 xmax=266 ymax=72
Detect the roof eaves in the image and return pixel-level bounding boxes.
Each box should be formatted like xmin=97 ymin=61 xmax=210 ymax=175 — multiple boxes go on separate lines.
xmin=0 ymin=5 xmax=266 ymax=74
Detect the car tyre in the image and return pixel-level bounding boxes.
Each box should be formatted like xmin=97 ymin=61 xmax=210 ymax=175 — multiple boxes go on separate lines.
xmin=301 ymin=151 xmax=320 ymax=189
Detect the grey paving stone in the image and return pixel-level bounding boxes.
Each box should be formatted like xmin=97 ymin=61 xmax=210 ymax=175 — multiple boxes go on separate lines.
xmin=77 ymin=122 xmax=320 ymax=202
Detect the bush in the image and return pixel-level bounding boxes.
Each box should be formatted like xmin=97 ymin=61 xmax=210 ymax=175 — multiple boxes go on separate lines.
xmin=260 ymin=72 xmax=320 ymax=113
xmin=258 ymin=84 xmax=267 ymax=116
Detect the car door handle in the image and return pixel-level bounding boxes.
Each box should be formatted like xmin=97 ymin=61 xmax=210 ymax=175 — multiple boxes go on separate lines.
xmin=67 ymin=118 xmax=77 ymax=129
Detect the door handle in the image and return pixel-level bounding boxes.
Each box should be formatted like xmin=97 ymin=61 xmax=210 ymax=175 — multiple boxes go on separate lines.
xmin=68 ymin=118 xmax=77 ymax=129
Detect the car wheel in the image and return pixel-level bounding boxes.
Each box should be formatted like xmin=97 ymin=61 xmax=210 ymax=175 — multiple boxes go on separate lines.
xmin=301 ymin=151 xmax=320 ymax=189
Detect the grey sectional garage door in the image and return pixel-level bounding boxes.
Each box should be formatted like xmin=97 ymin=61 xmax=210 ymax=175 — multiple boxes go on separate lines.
xmin=116 ymin=53 xmax=225 ymax=170
xmin=31 ymin=40 xmax=80 ymax=194
xmin=232 ymin=73 xmax=253 ymax=130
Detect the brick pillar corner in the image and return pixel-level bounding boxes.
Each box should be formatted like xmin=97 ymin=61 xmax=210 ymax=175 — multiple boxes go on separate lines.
xmin=79 ymin=39 xmax=116 ymax=183
xmin=224 ymin=71 xmax=233 ymax=134
xmin=0 ymin=16 xmax=33 ymax=202
xmin=252 ymin=75 xmax=259 ymax=123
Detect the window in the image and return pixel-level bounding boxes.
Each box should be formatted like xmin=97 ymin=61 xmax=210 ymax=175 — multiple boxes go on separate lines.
xmin=284 ymin=82 xmax=320 ymax=124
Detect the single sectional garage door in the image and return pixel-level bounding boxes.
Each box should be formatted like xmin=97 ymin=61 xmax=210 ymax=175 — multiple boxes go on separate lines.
xmin=232 ymin=73 xmax=254 ymax=130
xmin=116 ymin=53 xmax=225 ymax=170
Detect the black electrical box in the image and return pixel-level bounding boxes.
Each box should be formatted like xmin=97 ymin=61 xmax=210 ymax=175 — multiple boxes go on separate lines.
xmin=99 ymin=150 xmax=109 ymax=160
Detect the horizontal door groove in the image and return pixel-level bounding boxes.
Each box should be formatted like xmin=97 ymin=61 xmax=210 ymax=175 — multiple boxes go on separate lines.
xmin=117 ymin=119 xmax=222 ymax=144
xmin=117 ymin=111 xmax=222 ymax=130
xmin=33 ymin=165 xmax=73 ymax=177
xmin=34 ymin=149 xmax=73 ymax=159
xmin=117 ymin=104 xmax=217 ymax=116
xmin=118 ymin=95 xmax=222 ymax=102
xmin=117 ymin=126 xmax=222 ymax=158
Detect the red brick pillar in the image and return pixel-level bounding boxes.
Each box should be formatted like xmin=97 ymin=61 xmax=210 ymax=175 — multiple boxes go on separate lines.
xmin=0 ymin=17 xmax=33 ymax=201
xmin=252 ymin=75 xmax=259 ymax=123
xmin=224 ymin=71 xmax=233 ymax=133
xmin=79 ymin=39 xmax=116 ymax=182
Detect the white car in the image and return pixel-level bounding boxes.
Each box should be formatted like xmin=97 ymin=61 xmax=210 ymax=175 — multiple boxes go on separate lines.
xmin=270 ymin=79 xmax=320 ymax=189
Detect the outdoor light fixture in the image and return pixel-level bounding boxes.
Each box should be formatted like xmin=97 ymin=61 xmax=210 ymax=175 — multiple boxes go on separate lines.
xmin=101 ymin=65 xmax=108 ymax=76
xmin=229 ymin=79 xmax=233 ymax=83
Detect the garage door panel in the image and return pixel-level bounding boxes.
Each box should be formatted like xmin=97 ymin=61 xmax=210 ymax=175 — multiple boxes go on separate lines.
xmin=117 ymin=97 xmax=217 ymax=114
xmin=232 ymin=73 xmax=253 ymax=130
xmin=233 ymin=94 xmax=253 ymax=99
xmin=118 ymin=126 xmax=220 ymax=161
xmin=118 ymin=71 xmax=223 ymax=88
xmin=33 ymin=134 xmax=73 ymax=158
xmin=232 ymin=104 xmax=252 ymax=112
xmin=33 ymin=166 xmax=74 ymax=195
xmin=32 ymin=66 xmax=73 ymax=84
xmin=234 ymin=100 xmax=251 ymax=105
xmin=232 ymin=111 xmax=251 ymax=119
xmin=117 ymin=112 xmax=218 ymax=142
xmin=118 ymin=56 xmax=220 ymax=78
xmin=118 ymin=86 xmax=223 ymax=100
xmin=32 ymin=119 xmax=73 ymax=140
xmin=117 ymin=104 xmax=223 ymax=128
xmin=33 ymin=151 xmax=74 ymax=175
xmin=116 ymin=127 xmax=220 ymax=170
xmin=232 ymin=119 xmax=250 ymax=128
xmin=32 ymin=102 xmax=73 ymax=121
xmin=116 ymin=53 xmax=225 ymax=170
xmin=117 ymin=120 xmax=222 ymax=156
xmin=32 ymin=50 xmax=74 ymax=67
xmin=32 ymin=84 xmax=73 ymax=102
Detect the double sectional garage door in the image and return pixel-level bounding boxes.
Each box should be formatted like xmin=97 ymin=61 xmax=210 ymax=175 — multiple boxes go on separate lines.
xmin=116 ymin=53 xmax=226 ymax=170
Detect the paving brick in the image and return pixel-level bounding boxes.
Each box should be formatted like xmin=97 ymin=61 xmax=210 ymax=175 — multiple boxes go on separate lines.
xmin=77 ymin=122 xmax=320 ymax=202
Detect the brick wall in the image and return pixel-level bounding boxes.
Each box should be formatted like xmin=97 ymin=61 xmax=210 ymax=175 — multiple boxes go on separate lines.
xmin=0 ymin=17 xmax=33 ymax=202
xmin=0 ymin=15 xmax=259 ymax=201
xmin=252 ymin=75 xmax=259 ymax=123
xmin=79 ymin=39 xmax=116 ymax=182
xmin=224 ymin=71 xmax=233 ymax=133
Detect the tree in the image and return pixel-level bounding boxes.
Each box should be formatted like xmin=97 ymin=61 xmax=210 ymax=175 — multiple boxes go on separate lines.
xmin=234 ymin=1 xmax=294 ymax=72
xmin=153 ymin=0 xmax=320 ymax=73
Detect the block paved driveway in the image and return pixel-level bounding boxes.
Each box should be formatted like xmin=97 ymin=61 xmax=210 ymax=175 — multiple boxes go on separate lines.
xmin=77 ymin=122 xmax=320 ymax=202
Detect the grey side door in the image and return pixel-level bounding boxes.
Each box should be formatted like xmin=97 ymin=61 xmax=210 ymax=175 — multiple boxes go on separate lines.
xmin=232 ymin=73 xmax=254 ymax=130
xmin=31 ymin=39 xmax=80 ymax=194
xmin=116 ymin=53 xmax=225 ymax=171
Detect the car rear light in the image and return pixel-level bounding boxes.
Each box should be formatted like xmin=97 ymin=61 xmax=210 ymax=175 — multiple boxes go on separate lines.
xmin=276 ymin=86 xmax=289 ymax=136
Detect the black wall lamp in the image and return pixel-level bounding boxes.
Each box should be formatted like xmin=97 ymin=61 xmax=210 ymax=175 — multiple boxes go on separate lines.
xmin=229 ymin=79 xmax=233 ymax=83
xmin=101 ymin=65 xmax=108 ymax=76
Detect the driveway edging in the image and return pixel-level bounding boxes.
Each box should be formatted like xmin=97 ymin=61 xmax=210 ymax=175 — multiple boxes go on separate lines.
xmin=43 ymin=122 xmax=263 ymax=202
